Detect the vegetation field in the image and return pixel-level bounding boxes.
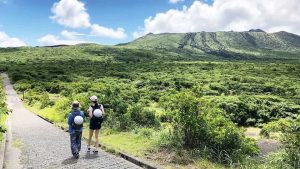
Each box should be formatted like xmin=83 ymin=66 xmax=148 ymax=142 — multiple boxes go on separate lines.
xmin=0 ymin=34 xmax=299 ymax=168
xmin=0 ymin=76 xmax=8 ymax=142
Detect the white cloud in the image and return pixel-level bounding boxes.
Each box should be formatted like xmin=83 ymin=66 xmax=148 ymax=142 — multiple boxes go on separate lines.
xmin=50 ymin=0 xmax=91 ymax=28
xmin=91 ymin=24 xmax=127 ymax=39
xmin=50 ymin=0 xmax=128 ymax=40
xmin=133 ymin=31 xmax=143 ymax=39
xmin=61 ymin=30 xmax=83 ymax=40
xmin=133 ymin=27 xmax=146 ymax=39
xmin=38 ymin=34 xmax=85 ymax=46
xmin=0 ymin=31 xmax=26 ymax=48
xmin=134 ymin=0 xmax=300 ymax=37
xmin=169 ymin=0 xmax=184 ymax=4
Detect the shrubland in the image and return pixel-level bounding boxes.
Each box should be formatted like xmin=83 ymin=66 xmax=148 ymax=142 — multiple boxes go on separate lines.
xmin=0 ymin=43 xmax=299 ymax=168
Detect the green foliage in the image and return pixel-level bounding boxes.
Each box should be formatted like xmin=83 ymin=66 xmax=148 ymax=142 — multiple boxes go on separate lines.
xmin=281 ymin=120 xmax=300 ymax=168
xmin=217 ymin=96 xmax=300 ymax=126
xmin=39 ymin=93 xmax=53 ymax=109
xmin=53 ymin=97 xmax=71 ymax=119
xmin=127 ymin=31 xmax=300 ymax=60
xmin=127 ymin=104 xmax=160 ymax=128
xmin=260 ymin=119 xmax=293 ymax=138
xmin=239 ymin=151 xmax=294 ymax=169
xmin=259 ymin=119 xmax=300 ymax=168
xmin=165 ymin=91 xmax=259 ymax=163
xmin=0 ymin=42 xmax=299 ymax=167
xmin=0 ymin=77 xmax=8 ymax=141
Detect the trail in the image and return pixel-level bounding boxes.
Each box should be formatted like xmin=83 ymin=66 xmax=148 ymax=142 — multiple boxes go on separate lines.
xmin=245 ymin=127 xmax=280 ymax=157
xmin=1 ymin=73 xmax=140 ymax=169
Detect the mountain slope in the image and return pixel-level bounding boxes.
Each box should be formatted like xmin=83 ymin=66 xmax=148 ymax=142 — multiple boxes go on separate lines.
xmin=123 ymin=30 xmax=300 ymax=60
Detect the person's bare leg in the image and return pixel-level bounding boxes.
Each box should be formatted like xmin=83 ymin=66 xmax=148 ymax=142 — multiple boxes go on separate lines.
xmin=94 ymin=129 xmax=100 ymax=152
xmin=88 ymin=129 xmax=94 ymax=151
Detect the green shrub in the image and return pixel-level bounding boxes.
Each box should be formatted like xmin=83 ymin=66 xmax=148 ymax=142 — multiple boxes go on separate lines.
xmin=281 ymin=120 xmax=300 ymax=168
xmin=166 ymin=91 xmax=259 ymax=163
xmin=14 ymin=80 xmax=32 ymax=92
xmin=127 ymin=104 xmax=160 ymax=127
xmin=39 ymin=93 xmax=53 ymax=109
xmin=104 ymin=109 xmax=132 ymax=131
xmin=217 ymin=96 xmax=300 ymax=126
xmin=156 ymin=128 xmax=180 ymax=149
xmin=54 ymin=97 xmax=71 ymax=119
xmin=260 ymin=119 xmax=300 ymax=168
xmin=260 ymin=119 xmax=293 ymax=138
xmin=135 ymin=128 xmax=154 ymax=139
xmin=0 ymin=77 xmax=8 ymax=141
xmin=71 ymin=93 xmax=90 ymax=112
xmin=158 ymin=111 xmax=172 ymax=123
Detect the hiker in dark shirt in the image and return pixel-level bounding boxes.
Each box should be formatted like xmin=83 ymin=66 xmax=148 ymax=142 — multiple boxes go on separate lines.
xmin=87 ymin=95 xmax=105 ymax=153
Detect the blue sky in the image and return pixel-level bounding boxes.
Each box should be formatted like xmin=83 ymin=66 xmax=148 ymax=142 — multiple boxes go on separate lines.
xmin=0 ymin=0 xmax=202 ymax=46
xmin=0 ymin=0 xmax=299 ymax=47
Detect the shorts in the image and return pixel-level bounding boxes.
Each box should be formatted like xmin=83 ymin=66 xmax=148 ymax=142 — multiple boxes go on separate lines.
xmin=89 ymin=118 xmax=103 ymax=130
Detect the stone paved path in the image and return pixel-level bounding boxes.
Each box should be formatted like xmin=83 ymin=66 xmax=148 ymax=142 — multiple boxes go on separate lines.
xmin=2 ymin=73 xmax=141 ymax=169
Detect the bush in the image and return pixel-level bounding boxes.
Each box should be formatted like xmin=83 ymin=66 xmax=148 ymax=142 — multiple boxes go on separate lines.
xmin=54 ymin=97 xmax=71 ymax=119
xmin=127 ymin=104 xmax=160 ymax=127
xmin=260 ymin=119 xmax=300 ymax=168
xmin=281 ymin=120 xmax=300 ymax=168
xmin=135 ymin=128 xmax=154 ymax=139
xmin=260 ymin=119 xmax=293 ymax=138
xmin=71 ymin=93 xmax=90 ymax=112
xmin=158 ymin=111 xmax=172 ymax=123
xmin=39 ymin=93 xmax=53 ymax=109
xmin=166 ymin=91 xmax=259 ymax=163
xmin=0 ymin=77 xmax=8 ymax=141
xmin=103 ymin=107 xmax=132 ymax=131
xmin=217 ymin=96 xmax=300 ymax=126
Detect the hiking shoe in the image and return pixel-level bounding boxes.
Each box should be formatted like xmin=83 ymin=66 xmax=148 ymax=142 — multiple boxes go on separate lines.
xmin=87 ymin=146 xmax=91 ymax=153
xmin=74 ymin=153 xmax=80 ymax=159
xmin=93 ymin=149 xmax=99 ymax=153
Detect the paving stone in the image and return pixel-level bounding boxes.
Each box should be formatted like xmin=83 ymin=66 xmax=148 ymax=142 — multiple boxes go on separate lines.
xmin=3 ymin=74 xmax=141 ymax=169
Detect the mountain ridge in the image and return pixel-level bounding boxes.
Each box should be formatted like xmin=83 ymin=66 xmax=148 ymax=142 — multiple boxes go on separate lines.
xmin=127 ymin=29 xmax=300 ymax=49
xmin=121 ymin=29 xmax=300 ymax=60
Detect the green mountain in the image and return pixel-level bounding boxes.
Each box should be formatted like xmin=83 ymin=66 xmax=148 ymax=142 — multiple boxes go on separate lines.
xmin=122 ymin=30 xmax=300 ymax=60
xmin=1 ymin=29 xmax=299 ymax=62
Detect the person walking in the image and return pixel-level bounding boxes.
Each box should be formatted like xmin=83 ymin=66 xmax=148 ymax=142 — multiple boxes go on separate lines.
xmin=68 ymin=101 xmax=85 ymax=159
xmin=87 ymin=95 xmax=104 ymax=153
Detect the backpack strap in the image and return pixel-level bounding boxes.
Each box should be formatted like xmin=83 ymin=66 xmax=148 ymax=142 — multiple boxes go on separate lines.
xmin=91 ymin=104 xmax=100 ymax=112
xmin=72 ymin=110 xmax=81 ymax=116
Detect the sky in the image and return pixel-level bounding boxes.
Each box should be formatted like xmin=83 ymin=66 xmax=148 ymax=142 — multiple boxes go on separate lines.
xmin=0 ymin=0 xmax=299 ymax=47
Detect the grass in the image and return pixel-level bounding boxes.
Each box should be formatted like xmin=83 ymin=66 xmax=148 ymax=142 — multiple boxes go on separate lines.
xmin=25 ymin=102 xmax=230 ymax=168
xmin=26 ymin=103 xmax=66 ymax=123
xmin=26 ymin=103 xmax=157 ymax=156
xmin=0 ymin=76 xmax=7 ymax=142
xmin=12 ymin=139 xmax=24 ymax=148
xmin=0 ymin=113 xmax=7 ymax=141
xmin=244 ymin=127 xmax=261 ymax=140
xmin=88 ymin=130 xmax=156 ymax=156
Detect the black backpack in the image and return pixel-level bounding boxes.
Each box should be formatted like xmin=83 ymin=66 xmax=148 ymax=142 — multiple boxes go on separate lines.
xmin=91 ymin=104 xmax=103 ymax=124
xmin=72 ymin=110 xmax=83 ymax=131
